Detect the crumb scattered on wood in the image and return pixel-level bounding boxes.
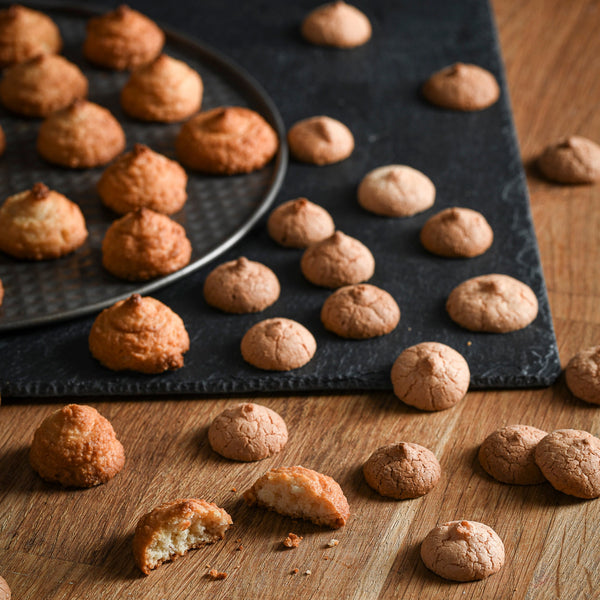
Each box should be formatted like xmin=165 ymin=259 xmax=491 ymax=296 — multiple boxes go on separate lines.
xmin=326 ymin=539 xmax=339 ymax=548
xmin=291 ymin=568 xmax=299 ymax=575
xmin=231 ymin=487 xmax=237 ymax=492
xmin=304 ymin=569 xmax=311 ymax=576
xmin=236 ymin=545 xmax=243 ymax=551
xmin=283 ymin=532 xmax=303 ymax=548
xmin=208 ymin=569 xmax=228 ymax=580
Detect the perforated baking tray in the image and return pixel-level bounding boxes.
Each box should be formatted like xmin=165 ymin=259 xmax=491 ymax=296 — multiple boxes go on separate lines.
xmin=0 ymin=2 xmax=287 ymax=331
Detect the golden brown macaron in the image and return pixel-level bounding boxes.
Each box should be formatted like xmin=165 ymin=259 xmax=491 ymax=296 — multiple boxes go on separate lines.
xmin=0 ymin=5 xmax=62 ymax=68
xmin=301 ymin=1 xmax=372 ymax=48
xmin=287 ymin=115 xmax=354 ymax=165
xmin=301 ymin=231 xmax=375 ymax=288
xmin=83 ymin=5 xmax=164 ymax=71
xmin=478 ymin=424 xmax=547 ymax=485
xmin=97 ymin=144 xmax=187 ymax=215
xmin=133 ymin=498 xmax=232 ymax=575
xmin=29 ymin=404 xmax=125 ymax=488
xmin=422 ymin=63 xmax=500 ymax=111
xmin=391 ymin=342 xmax=470 ymax=411
xmin=0 ymin=183 xmax=87 ymax=260
xmin=0 ymin=54 xmax=88 ymax=117
xmin=89 ymin=294 xmax=189 ymax=374
xmin=204 ymin=257 xmax=280 ymax=314
xmin=420 ymin=207 xmax=493 ymax=257
xmin=37 ymin=99 xmax=126 ymax=168
xmin=321 ymin=283 xmax=400 ymax=339
xmin=446 ymin=274 xmax=538 ymax=333
xmin=534 ymin=429 xmax=600 ymax=499
xmin=208 ymin=403 xmax=288 ymax=461
xmin=102 ymin=208 xmax=192 ymax=281
xmin=176 ymin=106 xmax=279 ymax=174
xmin=243 ymin=465 xmax=350 ymax=528
xmin=267 ymin=197 xmax=335 ymax=248
xmin=537 ymin=136 xmax=600 ymax=184
xmin=357 ymin=164 xmax=436 ymax=217
xmin=363 ymin=442 xmax=441 ymax=499
xmin=421 ymin=520 xmax=505 ymax=581
xmin=121 ymin=54 xmax=203 ymax=122
xmin=241 ymin=317 xmax=316 ymax=371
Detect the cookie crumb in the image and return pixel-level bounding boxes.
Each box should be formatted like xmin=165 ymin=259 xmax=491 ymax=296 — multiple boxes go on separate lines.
xmin=291 ymin=568 xmax=299 ymax=575
xmin=467 ymin=341 xmax=472 ymax=346
xmin=236 ymin=545 xmax=243 ymax=551
xmin=283 ymin=533 xmax=303 ymax=548
xmin=304 ymin=569 xmax=311 ymax=576
xmin=208 ymin=569 xmax=228 ymax=580
xmin=326 ymin=539 xmax=339 ymax=548
xmin=231 ymin=488 xmax=237 ymax=492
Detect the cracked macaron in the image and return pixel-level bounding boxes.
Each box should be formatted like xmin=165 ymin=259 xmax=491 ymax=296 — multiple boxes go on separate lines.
xmin=363 ymin=442 xmax=441 ymax=499
xmin=241 ymin=317 xmax=316 ymax=371
xmin=391 ymin=342 xmax=470 ymax=411
xmin=208 ymin=403 xmax=288 ymax=461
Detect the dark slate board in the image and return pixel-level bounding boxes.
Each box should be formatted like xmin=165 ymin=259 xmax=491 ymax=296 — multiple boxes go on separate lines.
xmin=0 ymin=0 xmax=561 ymax=397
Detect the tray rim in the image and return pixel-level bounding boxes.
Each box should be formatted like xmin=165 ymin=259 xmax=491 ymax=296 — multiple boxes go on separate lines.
xmin=0 ymin=0 xmax=288 ymax=332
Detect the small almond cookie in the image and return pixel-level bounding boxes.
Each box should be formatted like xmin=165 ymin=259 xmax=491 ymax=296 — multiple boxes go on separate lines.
xmin=83 ymin=5 xmax=164 ymax=71
xmin=288 ymin=116 xmax=354 ymax=165
xmin=321 ymin=283 xmax=400 ymax=339
xmin=423 ymin=63 xmax=500 ymax=111
xmin=102 ymin=208 xmax=192 ymax=281
xmin=29 ymin=404 xmax=125 ymax=488
xmin=535 ymin=429 xmax=600 ymax=499
xmin=446 ymin=274 xmax=538 ymax=333
xmin=565 ymin=345 xmax=600 ymax=405
xmin=267 ymin=197 xmax=335 ymax=248
xmin=0 ymin=54 xmax=88 ymax=117
xmin=357 ymin=165 xmax=435 ymax=217
xmin=176 ymin=106 xmax=279 ymax=174
xmin=363 ymin=442 xmax=441 ymax=499
xmin=89 ymin=294 xmax=189 ymax=374
xmin=97 ymin=144 xmax=187 ymax=215
xmin=301 ymin=231 xmax=375 ymax=288
xmin=421 ymin=520 xmax=505 ymax=581
xmin=478 ymin=424 xmax=547 ymax=485
xmin=537 ymin=136 xmax=600 ymax=184
xmin=0 ymin=5 xmax=62 ymax=68
xmin=241 ymin=318 xmax=316 ymax=371
xmin=208 ymin=403 xmax=288 ymax=461
xmin=420 ymin=207 xmax=493 ymax=257
xmin=121 ymin=54 xmax=203 ymax=122
xmin=0 ymin=183 xmax=87 ymax=260
xmin=301 ymin=1 xmax=371 ymax=49
xmin=133 ymin=498 xmax=232 ymax=575
xmin=391 ymin=342 xmax=470 ymax=411
xmin=243 ymin=465 xmax=350 ymax=528
xmin=37 ymin=99 xmax=126 ymax=169
xmin=204 ymin=257 xmax=280 ymax=314
xmin=0 ymin=576 xmax=9 ymax=600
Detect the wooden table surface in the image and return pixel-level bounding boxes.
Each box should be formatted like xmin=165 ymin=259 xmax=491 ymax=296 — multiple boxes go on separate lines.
xmin=1 ymin=0 xmax=599 ymax=598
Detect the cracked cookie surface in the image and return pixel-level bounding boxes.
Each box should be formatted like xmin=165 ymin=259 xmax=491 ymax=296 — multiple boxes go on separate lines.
xmin=534 ymin=429 xmax=600 ymax=498
xmin=321 ymin=283 xmax=400 ymax=338
xmin=421 ymin=520 xmax=505 ymax=581
xmin=241 ymin=317 xmax=316 ymax=371
xmin=478 ymin=424 xmax=547 ymax=485
xmin=565 ymin=345 xmax=600 ymax=405
xmin=209 ymin=402 xmax=288 ymax=461
xmin=363 ymin=442 xmax=441 ymax=499
xmin=391 ymin=342 xmax=470 ymax=411
xmin=446 ymin=273 xmax=538 ymax=333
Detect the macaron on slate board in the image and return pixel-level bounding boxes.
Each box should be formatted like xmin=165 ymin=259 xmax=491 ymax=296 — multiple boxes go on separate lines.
xmin=0 ymin=0 xmax=560 ymax=396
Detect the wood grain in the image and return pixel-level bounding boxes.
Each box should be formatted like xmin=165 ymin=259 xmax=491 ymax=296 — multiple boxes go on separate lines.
xmin=1 ymin=0 xmax=600 ymax=598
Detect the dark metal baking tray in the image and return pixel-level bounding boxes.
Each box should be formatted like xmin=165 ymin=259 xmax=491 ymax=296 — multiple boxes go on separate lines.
xmin=0 ymin=0 xmax=561 ymax=396
xmin=0 ymin=1 xmax=287 ymax=331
